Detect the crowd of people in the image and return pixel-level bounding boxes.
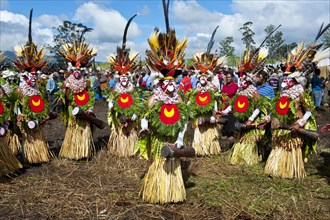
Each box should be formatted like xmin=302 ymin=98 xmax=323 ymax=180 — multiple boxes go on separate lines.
xmin=0 ymin=6 xmax=329 ymax=205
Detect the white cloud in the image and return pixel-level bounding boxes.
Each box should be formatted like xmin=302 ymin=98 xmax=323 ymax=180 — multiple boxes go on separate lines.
xmin=74 ymin=2 xmax=141 ymax=43
xmin=171 ymin=0 xmax=330 ymax=57
xmin=1 ymin=0 xmax=329 ymax=64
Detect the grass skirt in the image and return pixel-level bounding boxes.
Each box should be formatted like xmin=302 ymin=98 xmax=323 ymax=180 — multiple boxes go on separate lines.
xmin=264 ymin=129 xmax=305 ymax=179
xmin=0 ymin=137 xmax=22 ymax=177
xmin=140 ymin=138 xmax=186 ymax=204
xmin=230 ymin=129 xmax=265 ymax=165
xmin=22 ymin=127 xmax=51 ymax=164
xmin=107 ymin=122 xmax=138 ymax=157
xmin=191 ymin=124 xmax=221 ymax=156
xmin=59 ymin=119 xmax=94 ymax=160
xmin=8 ymin=133 xmax=21 ymax=156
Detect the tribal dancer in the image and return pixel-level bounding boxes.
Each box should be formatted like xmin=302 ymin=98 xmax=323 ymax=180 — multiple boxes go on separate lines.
xmin=136 ymin=0 xmax=192 ymax=204
xmin=13 ymin=9 xmax=51 ymax=164
xmin=187 ymin=26 xmax=228 ymax=156
xmin=0 ymin=53 xmax=22 ymax=176
xmin=265 ymin=23 xmax=329 ymax=178
xmin=229 ymin=48 xmax=272 ymax=165
xmin=58 ymin=39 xmax=99 ymax=160
xmin=106 ymin=14 xmax=143 ymax=157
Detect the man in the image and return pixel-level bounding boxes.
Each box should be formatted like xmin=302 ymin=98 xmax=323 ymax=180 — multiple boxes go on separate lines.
xmin=255 ymin=70 xmax=275 ymax=99
xmin=311 ymin=68 xmax=324 ymax=111
xmin=268 ymin=72 xmax=279 ymax=92
xmin=220 ymin=71 xmax=239 ymax=137
xmin=46 ymin=72 xmax=59 ymax=111
xmin=179 ymin=70 xmax=192 ymax=93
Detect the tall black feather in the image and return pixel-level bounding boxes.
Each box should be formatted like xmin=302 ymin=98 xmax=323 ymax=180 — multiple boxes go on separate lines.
xmin=314 ymin=23 xmax=330 ymax=43
xmin=252 ymin=24 xmax=281 ymax=58
xmin=28 ymin=9 xmax=33 ymax=45
xmin=206 ymin=25 xmax=219 ymax=55
xmin=162 ymin=0 xmax=170 ymax=34
xmin=122 ymin=13 xmax=138 ymax=50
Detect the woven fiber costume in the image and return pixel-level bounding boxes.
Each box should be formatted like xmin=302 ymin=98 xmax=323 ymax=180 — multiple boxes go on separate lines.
xmin=0 ymin=69 xmax=22 ymax=157
xmin=229 ymin=48 xmax=272 ymax=165
xmin=0 ymin=52 xmax=22 ymax=176
xmin=13 ymin=9 xmax=52 ymax=164
xmin=58 ymin=38 xmax=97 ymax=160
xmin=187 ymin=26 xmax=228 ymax=156
xmin=136 ymin=0 xmax=192 ymax=204
xmin=264 ymin=42 xmax=328 ymax=178
xmin=106 ymin=14 xmax=143 ymax=157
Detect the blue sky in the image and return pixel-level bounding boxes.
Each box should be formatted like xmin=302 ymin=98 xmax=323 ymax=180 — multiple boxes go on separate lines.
xmin=1 ymin=0 xmax=329 ymax=62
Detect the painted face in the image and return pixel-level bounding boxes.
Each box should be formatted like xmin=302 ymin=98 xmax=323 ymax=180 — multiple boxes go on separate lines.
xmin=119 ymin=76 xmax=129 ymax=87
xmin=161 ymin=79 xmax=175 ymax=93
xmin=73 ymin=70 xmax=82 ymax=79
xmin=239 ymin=79 xmax=249 ymax=90
xmin=199 ymin=76 xmax=208 ymax=86
xmin=281 ymin=77 xmax=295 ymax=90
xmin=26 ymin=73 xmax=37 ymax=87
xmin=7 ymin=76 xmax=16 ymax=84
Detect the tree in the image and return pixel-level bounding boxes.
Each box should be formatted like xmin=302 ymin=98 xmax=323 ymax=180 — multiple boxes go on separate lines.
xmin=264 ymin=24 xmax=284 ymax=61
xmin=322 ymin=29 xmax=330 ymax=48
xmin=47 ymin=21 xmax=93 ymax=70
xmin=239 ymin=21 xmax=255 ymax=51
xmin=219 ymin=36 xmax=235 ymax=56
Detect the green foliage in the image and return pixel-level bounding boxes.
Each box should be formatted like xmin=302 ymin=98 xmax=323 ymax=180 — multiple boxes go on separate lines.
xmin=148 ymin=102 xmax=188 ymax=137
xmin=239 ymin=21 xmax=256 ymax=51
xmin=187 ymin=90 xmax=217 ymax=119
xmin=219 ymin=36 xmax=235 ymax=56
xmin=264 ymin=24 xmax=285 ymax=60
xmin=110 ymin=91 xmax=146 ymax=125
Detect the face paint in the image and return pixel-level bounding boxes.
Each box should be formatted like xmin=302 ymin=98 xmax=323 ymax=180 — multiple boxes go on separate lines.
xmin=120 ymin=76 xmax=128 ymax=87
xmin=73 ymin=70 xmax=82 ymax=79
xmin=26 ymin=74 xmax=37 ymax=87
xmin=281 ymin=77 xmax=295 ymax=89
xmin=200 ymin=76 xmax=208 ymax=86
xmin=239 ymin=79 xmax=248 ymax=90
xmin=161 ymin=79 xmax=175 ymax=93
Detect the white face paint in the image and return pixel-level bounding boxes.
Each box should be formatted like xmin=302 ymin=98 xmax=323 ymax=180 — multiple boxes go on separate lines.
xmin=162 ymin=79 xmax=175 ymax=93
xmin=167 ymin=84 xmax=175 ymax=92
xmin=120 ymin=76 xmax=128 ymax=87
xmin=200 ymin=76 xmax=207 ymax=86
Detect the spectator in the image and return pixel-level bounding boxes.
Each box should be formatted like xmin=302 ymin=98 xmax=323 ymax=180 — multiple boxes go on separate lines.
xmin=46 ymin=72 xmax=59 ymax=111
xmin=142 ymin=72 xmax=152 ymax=90
xmin=255 ymin=70 xmax=275 ymax=99
xmin=311 ymin=68 xmax=324 ymax=110
xmin=109 ymin=72 xmax=118 ymax=89
xmin=179 ymin=70 xmax=192 ymax=93
xmin=191 ymin=70 xmax=198 ymax=89
xmin=268 ymin=72 xmax=279 ymax=92
xmin=220 ymin=72 xmax=239 ymax=138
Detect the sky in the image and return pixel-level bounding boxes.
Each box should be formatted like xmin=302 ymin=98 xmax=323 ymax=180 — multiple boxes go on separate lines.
xmin=0 ymin=0 xmax=329 ymax=62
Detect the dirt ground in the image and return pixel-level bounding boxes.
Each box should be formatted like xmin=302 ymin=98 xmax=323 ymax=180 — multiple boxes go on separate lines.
xmin=0 ymin=100 xmax=329 ymax=220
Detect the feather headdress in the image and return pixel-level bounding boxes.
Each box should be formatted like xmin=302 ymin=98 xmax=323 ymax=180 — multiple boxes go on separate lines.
xmin=58 ymin=41 xmax=96 ymax=69
xmin=237 ymin=47 xmax=269 ymax=74
xmin=237 ymin=25 xmax=281 ymax=74
xmin=145 ymin=0 xmax=187 ymax=79
xmin=13 ymin=9 xmax=48 ymax=73
xmin=193 ymin=26 xmax=227 ymax=77
xmin=107 ymin=14 xmax=139 ymax=76
xmin=284 ymin=22 xmax=330 ymax=75
xmin=0 ymin=51 xmax=6 ymax=71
